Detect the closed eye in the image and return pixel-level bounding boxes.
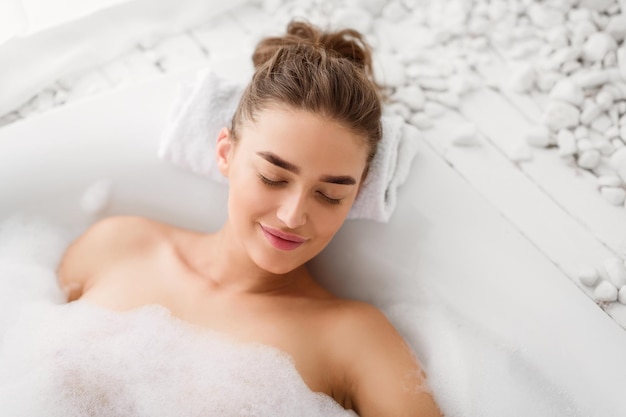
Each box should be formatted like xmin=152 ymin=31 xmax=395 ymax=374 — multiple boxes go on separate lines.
xmin=317 ymin=192 xmax=342 ymax=205
xmin=259 ymin=173 xmax=342 ymax=205
xmin=258 ymin=173 xmax=286 ymax=187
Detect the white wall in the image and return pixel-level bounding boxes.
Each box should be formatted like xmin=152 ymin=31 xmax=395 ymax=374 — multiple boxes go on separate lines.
xmin=0 ymin=0 xmax=247 ymax=116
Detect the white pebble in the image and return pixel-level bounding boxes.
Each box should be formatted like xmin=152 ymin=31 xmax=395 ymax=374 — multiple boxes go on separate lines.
xmin=346 ymin=0 xmax=386 ymax=14
xmin=574 ymin=125 xmax=589 ymax=139
xmin=606 ymin=15 xmax=626 ymax=42
xmin=604 ymin=257 xmax=626 ymax=288
xmin=578 ymin=138 xmax=595 ymax=151
xmin=448 ymin=74 xmax=478 ymax=95
xmin=606 ymin=82 xmax=626 ymax=100
xmin=546 ymin=27 xmax=569 ymax=49
xmin=557 ymin=129 xmax=577 ymax=156
xmin=605 ymin=52 xmax=618 ymax=70
xmin=509 ymin=63 xmax=536 ymax=93
xmin=605 ymin=126 xmax=620 ymax=140
xmin=591 ymin=10 xmax=611 ymax=29
xmin=580 ymin=102 xmax=603 ymax=125
xmin=597 ymin=175 xmax=623 ymax=187
xmin=619 ymin=286 xmax=626 ymax=305
xmin=409 ymin=112 xmax=433 ymax=130
xmin=582 ymin=32 xmax=618 ymax=62
xmin=594 ymin=280 xmax=618 ymax=302
xmin=381 ymin=1 xmax=407 ymax=22
xmin=543 ymin=101 xmax=580 ymax=131
xmin=573 ymin=69 xmax=609 ymax=88
xmin=81 ymin=179 xmax=113 ymax=215
xmin=431 ymin=92 xmax=460 ymax=109
xmin=577 ymin=149 xmax=601 ymax=169
xmin=331 ymin=8 xmax=373 ymax=34
xmin=601 ymin=187 xmax=626 ymax=205
xmin=417 ymin=77 xmax=448 ymax=91
xmin=609 ymin=146 xmax=626 ymax=182
xmin=549 ymin=79 xmax=584 ymax=106
xmin=590 ymin=114 xmax=612 ymax=133
xmin=578 ymin=265 xmax=600 ymax=287
xmin=535 ymin=71 xmax=562 ymax=92
xmin=385 ymin=102 xmax=411 ymax=121
xmin=451 ymin=123 xmax=480 ymax=147
xmin=393 ymin=85 xmax=425 ymax=111
xmin=561 ymin=60 xmax=582 ymax=75
xmin=374 ymin=54 xmax=406 ymax=87
xmin=612 ymin=138 xmax=625 ymax=149
xmin=579 ymin=0 xmax=613 ymax=12
xmin=570 ymin=20 xmax=597 ymax=46
xmin=569 ymin=8 xmax=592 ymax=23
xmin=524 ymin=125 xmax=553 ymax=147
xmin=547 ymin=46 xmax=582 ymax=69
xmin=261 ymin=0 xmax=282 ymax=12
xmin=527 ymin=3 xmax=565 ymax=29
xmin=424 ymin=102 xmax=446 ymax=118
xmin=596 ymin=90 xmax=614 ymax=110
xmin=618 ymin=47 xmax=626 ymax=80
xmin=596 ymin=139 xmax=614 ymax=155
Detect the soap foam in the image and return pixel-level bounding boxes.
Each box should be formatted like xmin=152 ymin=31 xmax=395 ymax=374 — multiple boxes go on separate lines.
xmin=0 ymin=302 xmax=356 ymax=417
xmin=0 ymin=215 xmax=356 ymax=417
xmin=0 ymin=215 xmax=72 ymax=338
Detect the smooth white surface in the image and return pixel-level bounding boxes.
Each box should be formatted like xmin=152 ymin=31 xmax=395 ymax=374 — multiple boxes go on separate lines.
xmin=2 ymin=71 xmax=626 ymax=416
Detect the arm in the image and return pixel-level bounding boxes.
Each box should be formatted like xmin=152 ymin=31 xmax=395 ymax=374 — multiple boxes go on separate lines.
xmin=342 ymin=304 xmax=442 ymax=417
xmin=56 ymin=215 xmax=154 ymax=302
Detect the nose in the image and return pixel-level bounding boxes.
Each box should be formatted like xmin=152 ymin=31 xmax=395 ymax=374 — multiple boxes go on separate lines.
xmin=276 ymin=189 xmax=308 ymax=229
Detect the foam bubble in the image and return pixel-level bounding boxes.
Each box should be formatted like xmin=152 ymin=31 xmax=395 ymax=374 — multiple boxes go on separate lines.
xmin=0 ymin=215 xmax=73 ymax=338
xmin=0 ymin=302 xmax=356 ymax=417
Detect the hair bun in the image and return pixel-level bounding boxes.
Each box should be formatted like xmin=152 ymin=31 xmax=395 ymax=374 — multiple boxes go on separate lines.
xmin=252 ymin=21 xmax=374 ymax=79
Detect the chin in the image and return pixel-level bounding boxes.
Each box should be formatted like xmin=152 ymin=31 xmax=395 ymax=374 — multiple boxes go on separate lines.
xmin=250 ymin=243 xmax=322 ymax=275
xmin=252 ymin=253 xmax=302 ymax=275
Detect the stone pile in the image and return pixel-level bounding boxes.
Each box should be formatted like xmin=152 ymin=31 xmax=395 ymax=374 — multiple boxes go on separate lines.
xmin=579 ymin=257 xmax=626 ymax=306
xmin=331 ymin=0 xmax=626 ymax=208
xmin=500 ymin=0 xmax=626 ymax=208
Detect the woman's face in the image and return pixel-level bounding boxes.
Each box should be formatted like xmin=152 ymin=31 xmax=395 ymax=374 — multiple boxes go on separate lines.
xmin=216 ymin=106 xmax=368 ymax=275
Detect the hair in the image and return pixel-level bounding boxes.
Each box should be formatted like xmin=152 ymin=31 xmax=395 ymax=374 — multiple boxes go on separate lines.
xmin=231 ymin=20 xmax=383 ymax=176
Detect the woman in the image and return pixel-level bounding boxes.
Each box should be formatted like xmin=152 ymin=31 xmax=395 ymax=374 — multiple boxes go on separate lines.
xmin=57 ymin=21 xmax=442 ymax=417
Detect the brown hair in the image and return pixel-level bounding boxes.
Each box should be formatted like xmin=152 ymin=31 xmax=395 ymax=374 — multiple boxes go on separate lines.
xmin=231 ymin=20 xmax=382 ymax=175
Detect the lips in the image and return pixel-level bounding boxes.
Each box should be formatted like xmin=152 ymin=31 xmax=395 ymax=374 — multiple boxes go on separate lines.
xmin=260 ymin=224 xmax=307 ymax=251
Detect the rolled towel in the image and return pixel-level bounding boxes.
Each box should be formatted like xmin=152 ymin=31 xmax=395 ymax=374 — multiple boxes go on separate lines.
xmin=158 ymin=68 xmax=419 ymax=222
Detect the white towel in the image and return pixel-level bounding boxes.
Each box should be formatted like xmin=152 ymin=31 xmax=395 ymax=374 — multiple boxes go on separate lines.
xmin=158 ymin=68 xmax=419 ymax=222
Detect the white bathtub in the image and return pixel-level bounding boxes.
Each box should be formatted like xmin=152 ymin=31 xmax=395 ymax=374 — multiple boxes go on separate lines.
xmin=1 ymin=69 xmax=626 ymax=416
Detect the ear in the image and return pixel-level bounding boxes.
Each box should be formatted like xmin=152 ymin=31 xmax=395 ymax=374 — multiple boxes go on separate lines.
xmin=216 ymin=127 xmax=234 ymax=178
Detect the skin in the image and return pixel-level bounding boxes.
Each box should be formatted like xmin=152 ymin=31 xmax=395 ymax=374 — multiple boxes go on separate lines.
xmin=57 ymin=106 xmax=442 ymax=417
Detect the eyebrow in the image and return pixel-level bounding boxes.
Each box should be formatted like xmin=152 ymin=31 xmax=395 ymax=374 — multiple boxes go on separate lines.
xmin=256 ymin=151 xmax=356 ymax=185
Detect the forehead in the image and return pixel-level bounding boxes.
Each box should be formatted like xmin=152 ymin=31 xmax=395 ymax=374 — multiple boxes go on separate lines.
xmin=238 ymin=107 xmax=369 ymax=173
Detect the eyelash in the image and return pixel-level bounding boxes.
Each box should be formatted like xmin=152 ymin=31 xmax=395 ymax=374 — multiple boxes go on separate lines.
xmin=257 ymin=174 xmax=342 ymax=206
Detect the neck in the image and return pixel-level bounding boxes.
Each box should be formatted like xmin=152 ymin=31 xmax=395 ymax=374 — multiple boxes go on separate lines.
xmin=190 ymin=221 xmax=306 ymax=294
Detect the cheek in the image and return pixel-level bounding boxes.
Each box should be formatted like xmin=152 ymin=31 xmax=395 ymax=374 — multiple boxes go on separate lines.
xmin=311 ymin=205 xmax=351 ymax=242
xmin=228 ymin=171 xmax=272 ymax=221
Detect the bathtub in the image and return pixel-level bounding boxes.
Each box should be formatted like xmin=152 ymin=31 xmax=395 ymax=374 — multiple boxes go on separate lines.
xmin=1 ymin=68 xmax=626 ymax=416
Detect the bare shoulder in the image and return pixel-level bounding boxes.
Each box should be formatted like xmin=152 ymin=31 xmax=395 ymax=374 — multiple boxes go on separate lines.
xmin=56 ymin=215 xmax=167 ymax=300
xmin=327 ymin=300 xmax=442 ymax=417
